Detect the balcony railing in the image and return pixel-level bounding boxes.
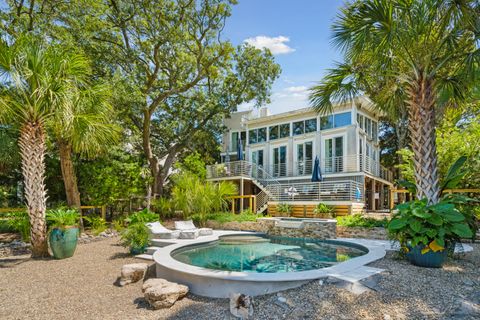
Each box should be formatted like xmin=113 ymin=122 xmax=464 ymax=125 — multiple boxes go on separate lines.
xmin=266 ymin=180 xmax=364 ymax=202
xmin=207 ymin=156 xmax=393 ymax=182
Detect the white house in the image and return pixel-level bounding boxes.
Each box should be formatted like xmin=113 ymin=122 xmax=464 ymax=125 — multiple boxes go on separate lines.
xmin=206 ymin=97 xmax=394 ymax=217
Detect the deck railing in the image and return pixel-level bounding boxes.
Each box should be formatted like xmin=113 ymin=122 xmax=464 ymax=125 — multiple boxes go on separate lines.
xmin=207 ymin=156 xmax=393 ymax=182
xmin=266 ymin=180 xmax=363 ymax=202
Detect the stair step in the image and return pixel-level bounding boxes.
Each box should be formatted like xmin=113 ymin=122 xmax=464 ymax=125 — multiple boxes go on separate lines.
xmin=135 ymin=254 xmax=153 ymax=260
xmin=146 ymin=246 xmax=162 ymax=255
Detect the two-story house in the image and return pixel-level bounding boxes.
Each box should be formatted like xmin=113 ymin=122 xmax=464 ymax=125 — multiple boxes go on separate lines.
xmin=206 ymin=97 xmax=394 ymax=217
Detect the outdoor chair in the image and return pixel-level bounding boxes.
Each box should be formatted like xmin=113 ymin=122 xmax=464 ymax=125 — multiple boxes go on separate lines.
xmin=174 ymin=220 xmax=213 ymax=239
xmin=145 ymin=222 xmax=180 ymax=239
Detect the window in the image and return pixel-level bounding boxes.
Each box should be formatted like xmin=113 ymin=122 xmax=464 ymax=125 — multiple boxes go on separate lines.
xmin=293 ymin=121 xmax=304 ymax=135
xmin=248 ymin=129 xmax=257 ymax=144
xmin=305 ymin=119 xmax=317 ymax=133
xmin=269 ymin=125 xmax=279 ymax=140
xmin=293 ymin=118 xmax=317 ymax=136
xmin=372 ymin=121 xmax=378 ymax=142
xmin=357 ymin=114 xmax=364 ymax=129
xmin=366 ymin=118 xmax=372 ymax=137
xmin=320 ymin=115 xmax=333 ymax=130
xmin=279 ymin=123 xmax=290 ymax=138
xmin=231 ymin=132 xmax=238 ymax=152
xmin=258 ymin=127 xmax=267 ymax=142
xmin=334 ymin=112 xmax=351 ymax=128
xmin=248 ymin=127 xmax=266 ymax=144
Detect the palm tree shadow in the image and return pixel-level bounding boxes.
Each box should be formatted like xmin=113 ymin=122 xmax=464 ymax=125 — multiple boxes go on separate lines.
xmin=109 ymin=252 xmax=130 ymax=260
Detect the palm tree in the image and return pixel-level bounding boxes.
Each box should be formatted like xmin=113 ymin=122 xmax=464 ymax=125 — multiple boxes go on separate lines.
xmin=309 ymin=0 xmax=479 ymax=205
xmin=0 ymin=37 xmax=91 ymax=257
xmin=51 ymin=83 xmax=119 ymax=213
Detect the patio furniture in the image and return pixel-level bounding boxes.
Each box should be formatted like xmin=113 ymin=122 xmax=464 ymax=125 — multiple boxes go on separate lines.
xmin=146 ymin=222 xmax=180 ymax=239
xmin=174 ymin=220 xmax=213 ymax=239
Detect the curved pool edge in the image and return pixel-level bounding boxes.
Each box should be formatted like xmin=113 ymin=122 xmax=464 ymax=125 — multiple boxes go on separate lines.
xmin=152 ymin=231 xmax=386 ymax=298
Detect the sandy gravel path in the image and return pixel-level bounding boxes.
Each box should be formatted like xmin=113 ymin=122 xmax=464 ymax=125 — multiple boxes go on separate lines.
xmin=0 ymin=238 xmax=478 ymax=319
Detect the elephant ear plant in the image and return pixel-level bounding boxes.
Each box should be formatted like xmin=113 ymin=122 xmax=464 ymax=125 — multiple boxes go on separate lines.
xmin=121 ymin=209 xmax=158 ymax=255
xmin=388 ymin=200 xmax=473 ymax=267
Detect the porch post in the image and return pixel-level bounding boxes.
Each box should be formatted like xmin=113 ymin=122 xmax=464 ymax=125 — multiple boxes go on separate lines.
xmin=240 ymin=178 xmax=244 ymax=212
xmin=371 ymin=180 xmax=376 ymax=211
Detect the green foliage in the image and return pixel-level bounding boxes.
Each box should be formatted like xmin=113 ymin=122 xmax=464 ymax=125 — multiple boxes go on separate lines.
xmin=83 ymin=215 xmax=107 ymax=235
xmin=77 ymin=147 xmax=146 ymax=205
xmin=4 ymin=211 xmax=30 ymax=241
xmin=176 ymin=152 xmax=207 ymax=180
xmin=336 ymin=215 xmax=387 ymax=229
xmin=313 ymin=203 xmax=335 ymax=218
xmin=171 ymin=173 xmax=237 ymax=224
xmin=125 ymin=209 xmax=158 ymax=225
xmin=46 ymin=209 xmax=80 ymax=229
xmin=151 ymin=197 xmax=174 ymax=220
xmin=276 ymin=203 xmax=292 ymax=216
xmin=120 ymin=222 xmax=150 ymax=253
xmin=388 ymin=199 xmax=474 ymax=254
xmin=112 ymin=216 xmax=127 ymax=232
xmin=395 ymin=148 xmax=415 ymax=183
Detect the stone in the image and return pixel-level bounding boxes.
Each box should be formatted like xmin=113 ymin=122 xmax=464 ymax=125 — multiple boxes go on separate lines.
xmin=277 ymin=296 xmax=287 ymax=303
xmin=142 ymin=278 xmax=188 ymax=309
xmin=229 ymin=293 xmax=254 ymax=319
xmin=120 ymin=263 xmax=148 ymax=286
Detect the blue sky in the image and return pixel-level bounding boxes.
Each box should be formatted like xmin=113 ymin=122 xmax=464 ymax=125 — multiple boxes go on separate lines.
xmin=223 ymin=0 xmax=346 ymax=114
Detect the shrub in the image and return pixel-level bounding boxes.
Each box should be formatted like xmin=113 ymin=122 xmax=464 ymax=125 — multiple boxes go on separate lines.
xmin=152 ymin=197 xmax=175 ymax=219
xmin=120 ymin=222 xmax=150 ymax=254
xmin=336 ymin=214 xmax=387 ymax=229
xmin=46 ymin=209 xmax=80 ymax=229
xmin=195 ymin=211 xmax=263 ymax=224
xmin=5 ymin=211 xmax=30 ymax=241
xmin=276 ymin=203 xmax=292 ymax=216
xmin=313 ymin=203 xmax=335 ymax=218
xmin=83 ymin=215 xmax=108 ymax=235
xmin=125 ymin=209 xmax=158 ymax=225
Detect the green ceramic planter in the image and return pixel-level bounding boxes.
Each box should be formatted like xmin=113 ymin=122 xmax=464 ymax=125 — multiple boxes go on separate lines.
xmin=406 ymin=244 xmax=447 ymax=268
xmin=129 ymin=245 xmax=147 ymax=255
xmin=49 ymin=227 xmax=79 ymax=259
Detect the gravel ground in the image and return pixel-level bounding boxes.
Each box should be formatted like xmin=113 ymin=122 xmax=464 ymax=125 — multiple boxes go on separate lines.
xmin=0 ymin=238 xmax=478 ymax=320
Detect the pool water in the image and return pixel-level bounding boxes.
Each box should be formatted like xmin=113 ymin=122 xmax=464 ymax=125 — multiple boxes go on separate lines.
xmin=171 ymin=236 xmax=367 ymax=273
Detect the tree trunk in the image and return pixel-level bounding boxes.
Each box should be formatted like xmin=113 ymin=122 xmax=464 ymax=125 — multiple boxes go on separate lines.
xmin=18 ymin=121 xmax=49 ymax=258
xmin=407 ymin=77 xmax=441 ymax=204
xmin=58 ymin=140 xmax=84 ymax=230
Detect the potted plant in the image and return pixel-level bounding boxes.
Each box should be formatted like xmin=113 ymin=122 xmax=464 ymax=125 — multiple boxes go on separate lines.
xmin=313 ymin=203 xmax=335 ymax=218
xmin=276 ymin=203 xmax=292 ymax=217
xmin=120 ymin=222 xmax=150 ymax=255
xmin=46 ymin=209 xmax=80 ymax=259
xmin=388 ymin=199 xmax=473 ymax=267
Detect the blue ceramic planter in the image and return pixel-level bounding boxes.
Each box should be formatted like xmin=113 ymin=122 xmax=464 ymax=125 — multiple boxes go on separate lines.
xmin=49 ymin=227 xmax=79 ymax=259
xmin=406 ymin=245 xmax=447 ymax=268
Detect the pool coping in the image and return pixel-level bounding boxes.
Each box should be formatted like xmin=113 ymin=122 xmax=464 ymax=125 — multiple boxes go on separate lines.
xmin=152 ymin=230 xmax=386 ymax=283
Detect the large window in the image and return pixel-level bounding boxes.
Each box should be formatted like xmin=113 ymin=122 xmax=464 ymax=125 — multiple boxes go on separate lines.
xmin=321 ymin=112 xmax=351 ymax=130
xmin=293 ymin=118 xmax=317 ymax=136
xmin=248 ymin=127 xmax=266 ymax=144
xmin=231 ymin=131 xmax=246 ymax=151
xmin=269 ymin=125 xmax=278 ymax=140
xmin=333 ymin=112 xmax=351 ymax=128
xmin=357 ymin=113 xmax=364 ymax=130
xmin=279 ymin=123 xmax=290 ymax=138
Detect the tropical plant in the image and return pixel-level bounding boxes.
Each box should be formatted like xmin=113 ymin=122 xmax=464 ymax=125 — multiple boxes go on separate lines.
xmin=388 ymin=199 xmax=473 ymax=254
xmin=83 ymin=215 xmax=107 ymax=235
xmin=152 ymin=197 xmax=174 ymax=220
xmin=313 ymin=203 xmax=335 ymax=218
xmin=336 ymin=214 xmax=387 ymax=229
xmin=46 ymin=209 xmax=80 ymax=230
xmin=171 ymin=173 xmax=237 ymax=223
xmin=6 ymin=211 xmax=30 ymax=241
xmin=125 ymin=209 xmax=158 ymax=225
xmin=309 ymin=0 xmax=479 ymax=206
xmin=0 ymin=37 xmax=93 ymax=257
xmin=276 ymin=203 xmax=292 ymax=217
xmin=120 ymin=222 xmax=150 ymax=254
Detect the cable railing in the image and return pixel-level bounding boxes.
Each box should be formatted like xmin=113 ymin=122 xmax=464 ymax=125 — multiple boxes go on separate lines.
xmin=206 ymin=156 xmax=394 ymax=182
xmin=266 ymin=180 xmax=364 ymax=202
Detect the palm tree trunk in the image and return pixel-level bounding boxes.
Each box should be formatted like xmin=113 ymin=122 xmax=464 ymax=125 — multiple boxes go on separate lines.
xmin=58 ymin=140 xmax=84 ymax=230
xmin=18 ymin=121 xmax=49 ymax=258
xmin=407 ymin=77 xmax=441 ymax=204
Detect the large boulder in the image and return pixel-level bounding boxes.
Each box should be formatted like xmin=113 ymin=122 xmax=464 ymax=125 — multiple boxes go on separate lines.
xmin=120 ymin=263 xmax=148 ymax=286
xmin=229 ymin=293 xmax=254 ymax=319
xmin=142 ymin=278 xmax=189 ymax=309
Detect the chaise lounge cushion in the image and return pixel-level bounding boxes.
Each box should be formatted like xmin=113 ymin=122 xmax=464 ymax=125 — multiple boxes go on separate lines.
xmin=146 ymin=222 xmax=180 ymax=239
xmin=174 ymin=220 xmax=213 ymax=237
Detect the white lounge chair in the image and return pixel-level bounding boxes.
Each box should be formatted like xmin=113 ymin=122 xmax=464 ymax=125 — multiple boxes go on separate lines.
xmin=174 ymin=220 xmax=213 ymax=239
xmin=146 ymin=222 xmax=180 ymax=239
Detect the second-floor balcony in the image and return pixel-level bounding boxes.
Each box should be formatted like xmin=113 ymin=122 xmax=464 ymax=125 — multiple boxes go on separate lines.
xmin=207 ymin=155 xmax=394 ymax=182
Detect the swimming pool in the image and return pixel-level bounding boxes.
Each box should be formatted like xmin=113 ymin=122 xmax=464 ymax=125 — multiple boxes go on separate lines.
xmin=172 ymin=235 xmax=367 ymax=273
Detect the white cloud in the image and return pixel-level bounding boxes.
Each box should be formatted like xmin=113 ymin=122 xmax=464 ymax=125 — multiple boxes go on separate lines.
xmin=284 ymin=86 xmax=308 ymax=93
xmin=244 ymin=35 xmax=295 ymax=55
xmin=274 ymin=86 xmax=309 ymax=99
